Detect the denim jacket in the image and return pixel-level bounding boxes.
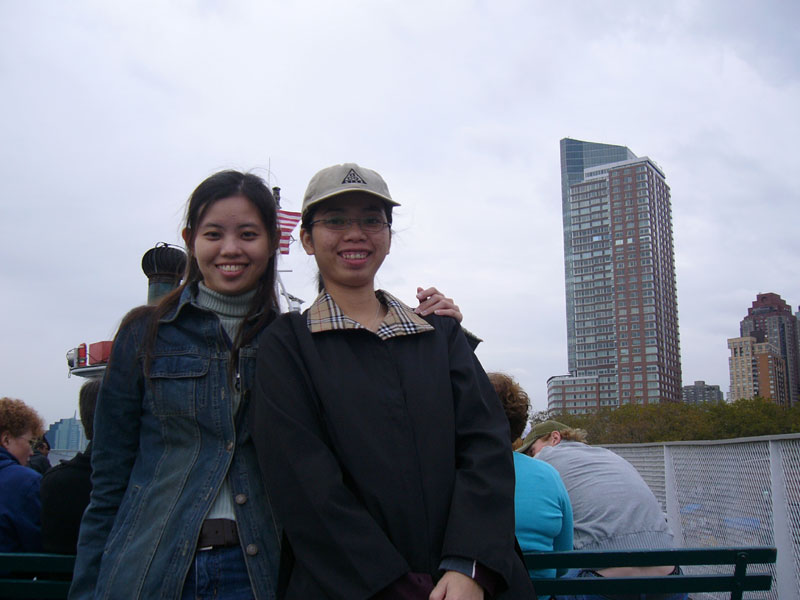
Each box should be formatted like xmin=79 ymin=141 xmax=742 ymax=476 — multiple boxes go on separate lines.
xmin=70 ymin=287 xmax=281 ymax=600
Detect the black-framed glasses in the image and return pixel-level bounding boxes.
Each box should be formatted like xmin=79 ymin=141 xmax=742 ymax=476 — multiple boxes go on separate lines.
xmin=310 ymin=217 xmax=390 ymax=233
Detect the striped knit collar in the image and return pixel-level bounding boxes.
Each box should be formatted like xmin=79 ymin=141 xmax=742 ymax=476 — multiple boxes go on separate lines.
xmin=306 ymin=290 xmax=434 ymax=340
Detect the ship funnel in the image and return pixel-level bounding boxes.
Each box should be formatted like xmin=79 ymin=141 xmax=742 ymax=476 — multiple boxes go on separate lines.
xmin=141 ymin=243 xmax=187 ymax=305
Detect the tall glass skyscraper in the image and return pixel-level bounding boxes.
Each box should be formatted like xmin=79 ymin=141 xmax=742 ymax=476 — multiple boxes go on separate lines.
xmin=46 ymin=416 xmax=87 ymax=452
xmin=548 ymin=138 xmax=682 ymax=413
xmin=560 ymin=139 xmax=637 ymax=373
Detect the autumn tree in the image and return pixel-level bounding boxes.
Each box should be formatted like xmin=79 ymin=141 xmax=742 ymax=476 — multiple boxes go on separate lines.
xmin=540 ymin=398 xmax=800 ymax=444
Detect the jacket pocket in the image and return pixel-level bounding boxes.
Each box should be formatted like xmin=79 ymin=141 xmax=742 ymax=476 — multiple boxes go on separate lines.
xmin=149 ymin=355 xmax=209 ymax=416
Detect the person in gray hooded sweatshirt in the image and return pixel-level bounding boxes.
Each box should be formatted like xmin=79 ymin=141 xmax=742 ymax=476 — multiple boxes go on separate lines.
xmin=523 ymin=420 xmax=686 ymax=600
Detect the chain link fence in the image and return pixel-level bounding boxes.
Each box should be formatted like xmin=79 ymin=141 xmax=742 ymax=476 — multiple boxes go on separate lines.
xmin=606 ymin=434 xmax=800 ymax=600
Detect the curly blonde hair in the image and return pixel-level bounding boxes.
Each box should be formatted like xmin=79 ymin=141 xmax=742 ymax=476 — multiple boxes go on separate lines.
xmin=488 ymin=372 xmax=529 ymax=442
xmin=0 ymin=397 xmax=44 ymax=438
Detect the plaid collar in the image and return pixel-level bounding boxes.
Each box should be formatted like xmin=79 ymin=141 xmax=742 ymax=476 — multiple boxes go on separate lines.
xmin=306 ymin=290 xmax=434 ymax=340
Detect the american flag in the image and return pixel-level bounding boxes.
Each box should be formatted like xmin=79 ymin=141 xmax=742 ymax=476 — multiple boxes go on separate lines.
xmin=277 ymin=209 xmax=302 ymax=254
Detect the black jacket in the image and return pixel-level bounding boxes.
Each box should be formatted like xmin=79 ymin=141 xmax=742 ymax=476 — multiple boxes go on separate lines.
xmin=28 ymin=451 xmax=51 ymax=475
xmin=40 ymin=444 xmax=92 ymax=554
xmin=252 ymin=311 xmax=533 ymax=599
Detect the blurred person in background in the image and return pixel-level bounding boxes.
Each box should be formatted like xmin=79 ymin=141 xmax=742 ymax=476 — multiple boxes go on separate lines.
xmin=525 ymin=420 xmax=686 ymax=600
xmin=40 ymin=379 xmax=100 ymax=554
xmin=488 ymin=373 xmax=573 ymax=587
xmin=28 ymin=436 xmax=52 ymax=474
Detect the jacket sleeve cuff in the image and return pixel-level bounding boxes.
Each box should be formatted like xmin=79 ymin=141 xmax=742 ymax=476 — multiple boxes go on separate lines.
xmin=438 ymin=557 xmax=499 ymax=597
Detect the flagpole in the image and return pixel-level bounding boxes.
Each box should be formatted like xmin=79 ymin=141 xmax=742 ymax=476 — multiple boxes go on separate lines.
xmin=276 ymin=271 xmax=303 ymax=312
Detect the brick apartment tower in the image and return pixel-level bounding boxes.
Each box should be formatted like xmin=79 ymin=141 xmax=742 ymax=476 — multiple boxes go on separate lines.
xmin=736 ymin=292 xmax=799 ymax=406
xmin=548 ymin=138 xmax=682 ymax=414
xmin=728 ymin=335 xmax=789 ymax=405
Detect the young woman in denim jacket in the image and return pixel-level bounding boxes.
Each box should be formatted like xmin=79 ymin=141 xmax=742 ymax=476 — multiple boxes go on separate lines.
xmin=69 ymin=170 xmax=461 ymax=600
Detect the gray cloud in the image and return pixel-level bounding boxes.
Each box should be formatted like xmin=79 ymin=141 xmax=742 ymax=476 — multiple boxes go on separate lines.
xmin=1 ymin=1 xmax=798 ymax=424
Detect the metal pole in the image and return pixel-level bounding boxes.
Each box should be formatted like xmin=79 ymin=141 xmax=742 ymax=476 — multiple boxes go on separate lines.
xmin=663 ymin=444 xmax=684 ymax=547
xmin=768 ymin=439 xmax=794 ymax=599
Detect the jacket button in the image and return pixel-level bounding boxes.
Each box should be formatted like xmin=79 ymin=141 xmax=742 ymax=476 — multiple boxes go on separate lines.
xmin=235 ymin=493 xmax=247 ymax=505
xmin=246 ymin=544 xmax=258 ymax=556
xmin=226 ymin=441 xmax=234 ymax=452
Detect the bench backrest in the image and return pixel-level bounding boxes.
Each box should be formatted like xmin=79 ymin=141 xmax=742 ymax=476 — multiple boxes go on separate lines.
xmin=0 ymin=552 xmax=75 ymax=599
xmin=524 ymin=547 xmax=776 ymax=600
xmin=0 ymin=547 xmax=777 ymax=600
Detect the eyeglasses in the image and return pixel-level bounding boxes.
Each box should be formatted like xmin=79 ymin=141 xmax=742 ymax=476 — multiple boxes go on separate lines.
xmin=310 ymin=217 xmax=390 ymax=233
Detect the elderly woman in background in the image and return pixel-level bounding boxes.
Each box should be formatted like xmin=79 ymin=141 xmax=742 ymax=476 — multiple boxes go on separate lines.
xmin=0 ymin=397 xmax=45 ymax=552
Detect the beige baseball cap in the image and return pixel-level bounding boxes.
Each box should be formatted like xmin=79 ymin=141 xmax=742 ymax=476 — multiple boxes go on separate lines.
xmin=302 ymin=163 xmax=400 ymax=217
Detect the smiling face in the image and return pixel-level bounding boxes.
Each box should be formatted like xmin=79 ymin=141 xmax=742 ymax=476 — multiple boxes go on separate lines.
xmin=183 ymin=195 xmax=273 ymax=296
xmin=301 ymin=194 xmax=391 ymax=295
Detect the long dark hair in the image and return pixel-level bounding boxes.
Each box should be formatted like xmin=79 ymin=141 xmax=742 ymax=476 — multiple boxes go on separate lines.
xmin=120 ymin=170 xmax=280 ymax=375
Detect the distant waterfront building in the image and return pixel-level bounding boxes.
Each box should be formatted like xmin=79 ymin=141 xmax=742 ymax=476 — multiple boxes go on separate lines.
xmin=46 ymin=416 xmax=87 ymax=452
xmin=727 ymin=334 xmax=789 ymax=405
xmin=547 ymin=138 xmax=682 ymax=414
xmin=547 ymin=374 xmax=601 ymax=414
xmin=681 ymin=380 xmax=723 ymax=404
xmin=739 ymin=293 xmax=799 ymax=407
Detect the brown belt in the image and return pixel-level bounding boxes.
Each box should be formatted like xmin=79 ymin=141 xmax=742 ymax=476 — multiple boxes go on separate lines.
xmin=197 ymin=518 xmax=239 ymax=550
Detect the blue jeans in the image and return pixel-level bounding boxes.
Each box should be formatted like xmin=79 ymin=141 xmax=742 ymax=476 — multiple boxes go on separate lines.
xmin=181 ymin=546 xmax=255 ymax=600
xmin=560 ymin=567 xmax=688 ymax=600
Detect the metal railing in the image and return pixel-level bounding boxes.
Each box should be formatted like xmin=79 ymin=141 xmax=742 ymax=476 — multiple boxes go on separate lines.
xmin=605 ymin=433 xmax=800 ymax=599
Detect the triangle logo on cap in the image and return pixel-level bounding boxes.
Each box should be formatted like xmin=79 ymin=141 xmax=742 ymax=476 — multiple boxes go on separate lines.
xmin=341 ymin=169 xmax=367 ymax=185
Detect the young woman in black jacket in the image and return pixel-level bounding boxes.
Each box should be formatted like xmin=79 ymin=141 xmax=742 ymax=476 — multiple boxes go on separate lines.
xmin=252 ymin=163 xmax=533 ymax=600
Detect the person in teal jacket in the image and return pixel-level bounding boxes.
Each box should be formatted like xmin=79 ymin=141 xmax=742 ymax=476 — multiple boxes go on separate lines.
xmin=488 ymin=373 xmax=573 ymax=582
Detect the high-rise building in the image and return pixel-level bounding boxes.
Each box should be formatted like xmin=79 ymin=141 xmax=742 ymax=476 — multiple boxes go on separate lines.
xmin=681 ymin=380 xmax=724 ymax=404
xmin=46 ymin=416 xmax=87 ymax=452
xmin=728 ymin=334 xmax=789 ymax=405
xmin=739 ymin=293 xmax=799 ymax=407
xmin=548 ymin=138 xmax=682 ymax=414
xmin=560 ymin=138 xmax=637 ymax=374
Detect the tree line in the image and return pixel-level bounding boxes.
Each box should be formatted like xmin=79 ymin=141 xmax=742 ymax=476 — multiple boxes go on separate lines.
xmin=536 ymin=398 xmax=800 ymax=444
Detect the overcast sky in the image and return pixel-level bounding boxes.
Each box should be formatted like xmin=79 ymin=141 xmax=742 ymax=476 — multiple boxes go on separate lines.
xmin=2 ymin=1 xmax=799 ymax=427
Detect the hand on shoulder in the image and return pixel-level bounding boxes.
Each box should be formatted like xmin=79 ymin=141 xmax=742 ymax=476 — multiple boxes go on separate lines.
xmin=415 ymin=287 xmax=462 ymax=322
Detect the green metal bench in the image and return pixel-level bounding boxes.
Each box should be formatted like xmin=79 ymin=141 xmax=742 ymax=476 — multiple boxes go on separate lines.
xmin=0 ymin=553 xmax=75 ymax=599
xmin=524 ymin=547 xmax=776 ymax=599
xmin=0 ymin=547 xmax=777 ymax=599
